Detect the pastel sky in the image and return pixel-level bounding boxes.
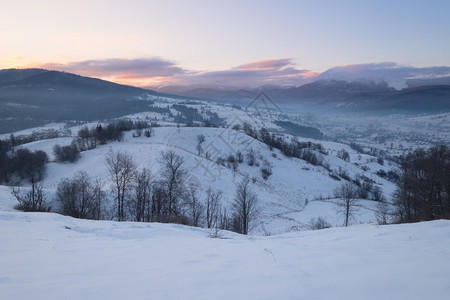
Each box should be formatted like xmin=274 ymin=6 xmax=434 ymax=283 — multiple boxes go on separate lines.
xmin=1 ymin=0 xmax=450 ymax=88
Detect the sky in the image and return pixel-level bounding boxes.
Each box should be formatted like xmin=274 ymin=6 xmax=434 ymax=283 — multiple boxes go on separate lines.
xmin=1 ymin=0 xmax=450 ymax=88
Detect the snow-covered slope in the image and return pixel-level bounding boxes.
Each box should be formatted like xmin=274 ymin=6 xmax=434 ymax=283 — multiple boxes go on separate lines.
xmin=0 ymin=202 xmax=449 ymax=300
xmin=9 ymin=123 xmax=397 ymax=234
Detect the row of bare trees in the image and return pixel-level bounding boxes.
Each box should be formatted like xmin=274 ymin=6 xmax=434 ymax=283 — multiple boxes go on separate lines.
xmin=53 ymin=121 xmax=151 ymax=164
xmin=54 ymin=149 xmax=259 ymax=234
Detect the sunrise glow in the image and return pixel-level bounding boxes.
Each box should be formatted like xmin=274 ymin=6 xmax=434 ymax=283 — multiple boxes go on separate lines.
xmin=1 ymin=0 xmax=449 ymax=88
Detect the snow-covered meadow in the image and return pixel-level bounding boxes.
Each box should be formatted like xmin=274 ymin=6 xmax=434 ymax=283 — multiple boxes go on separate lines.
xmin=1 ymin=191 xmax=449 ymax=299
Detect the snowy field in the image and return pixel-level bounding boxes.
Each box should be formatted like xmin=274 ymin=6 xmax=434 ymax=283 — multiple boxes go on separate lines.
xmin=1 ymin=195 xmax=449 ymax=299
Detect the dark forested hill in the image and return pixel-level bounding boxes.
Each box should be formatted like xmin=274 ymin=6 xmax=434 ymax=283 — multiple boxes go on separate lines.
xmin=0 ymin=69 xmax=161 ymax=133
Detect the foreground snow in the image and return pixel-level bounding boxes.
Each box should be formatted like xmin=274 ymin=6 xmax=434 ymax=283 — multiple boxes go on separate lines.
xmin=1 ymin=205 xmax=449 ymax=299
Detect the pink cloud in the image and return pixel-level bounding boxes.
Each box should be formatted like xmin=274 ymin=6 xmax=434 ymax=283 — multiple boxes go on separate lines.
xmin=30 ymin=57 xmax=318 ymax=88
xmin=234 ymin=58 xmax=293 ymax=70
xmin=39 ymin=58 xmax=185 ymax=79
xmin=171 ymin=59 xmax=317 ymax=88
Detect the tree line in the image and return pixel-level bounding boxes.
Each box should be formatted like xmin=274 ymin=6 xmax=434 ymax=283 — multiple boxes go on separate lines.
xmin=394 ymin=145 xmax=450 ymax=222
xmin=236 ymin=122 xmax=329 ymax=167
xmin=331 ymin=145 xmax=450 ymax=226
xmin=53 ymin=121 xmax=153 ymax=163
xmin=100 ymin=150 xmax=259 ymax=234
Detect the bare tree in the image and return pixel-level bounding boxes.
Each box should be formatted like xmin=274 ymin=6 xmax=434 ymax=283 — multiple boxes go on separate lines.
xmin=91 ymin=177 xmax=105 ymax=220
xmin=132 ymin=168 xmax=153 ymax=222
xmin=246 ymin=149 xmax=256 ymax=166
xmin=8 ymin=150 xmax=48 ymax=207
xmin=261 ymin=160 xmax=272 ymax=180
xmin=186 ymin=185 xmax=204 ymax=227
xmin=76 ymin=126 xmax=97 ymax=150
xmin=372 ymin=186 xmax=386 ymax=202
xmin=231 ymin=176 xmax=259 ymax=234
xmin=53 ymin=143 xmax=80 ymax=163
xmin=151 ymin=181 xmax=167 ymax=221
xmin=106 ymin=151 xmax=137 ymax=221
xmin=56 ymin=171 xmax=104 ymax=219
xmin=334 ymin=182 xmax=359 ymax=227
xmin=376 ymin=200 xmax=390 ymax=225
xmin=12 ymin=182 xmax=49 ymax=212
xmin=160 ymin=150 xmax=186 ymax=217
xmin=337 ymin=148 xmax=350 ymax=162
xmin=205 ymin=187 xmax=222 ymax=228
xmin=219 ymin=206 xmax=230 ymax=230
xmin=196 ymin=134 xmax=206 ymax=156
xmin=308 ymin=216 xmax=331 ymax=230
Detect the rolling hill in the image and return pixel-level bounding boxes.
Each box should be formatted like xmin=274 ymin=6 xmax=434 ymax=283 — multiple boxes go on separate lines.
xmin=0 ymin=69 xmax=164 ymax=133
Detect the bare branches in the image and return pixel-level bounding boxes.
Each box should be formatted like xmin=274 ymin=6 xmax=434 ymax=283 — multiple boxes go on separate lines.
xmin=12 ymin=182 xmax=49 ymax=212
xmin=106 ymin=151 xmax=137 ymax=221
xmin=159 ymin=150 xmax=186 ymax=217
xmin=231 ymin=176 xmax=259 ymax=234
xmin=205 ymin=187 xmax=222 ymax=229
xmin=56 ymin=171 xmax=104 ymax=219
xmin=334 ymin=182 xmax=359 ymax=227
xmin=132 ymin=168 xmax=153 ymax=222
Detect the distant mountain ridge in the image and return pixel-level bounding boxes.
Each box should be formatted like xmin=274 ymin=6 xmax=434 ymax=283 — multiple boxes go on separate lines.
xmin=1 ymin=68 xmax=449 ymax=134
xmin=156 ymin=79 xmax=450 ymax=113
xmin=152 ymin=62 xmax=450 ymax=112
